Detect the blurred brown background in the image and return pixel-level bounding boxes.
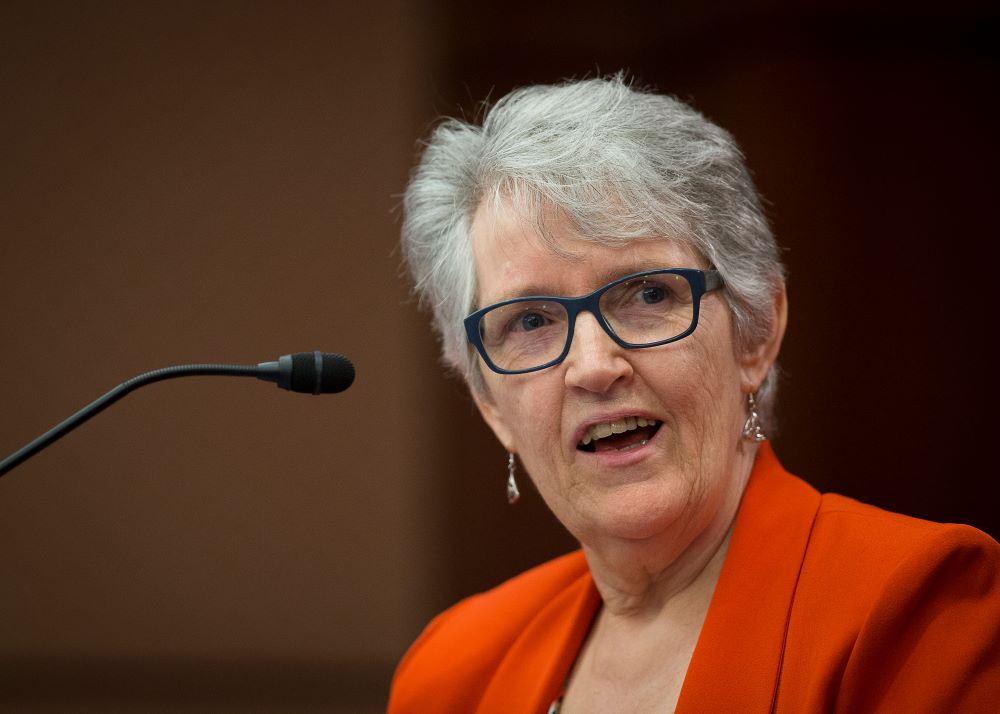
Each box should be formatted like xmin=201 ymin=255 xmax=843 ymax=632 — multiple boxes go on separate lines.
xmin=0 ymin=1 xmax=996 ymax=711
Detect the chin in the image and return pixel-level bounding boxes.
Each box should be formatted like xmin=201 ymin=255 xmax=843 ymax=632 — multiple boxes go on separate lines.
xmin=576 ymin=482 xmax=691 ymax=543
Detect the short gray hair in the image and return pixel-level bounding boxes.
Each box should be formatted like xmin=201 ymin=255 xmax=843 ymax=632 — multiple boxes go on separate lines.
xmin=401 ymin=74 xmax=785 ymax=428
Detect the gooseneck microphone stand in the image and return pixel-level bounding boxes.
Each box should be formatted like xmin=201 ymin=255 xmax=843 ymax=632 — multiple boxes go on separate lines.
xmin=0 ymin=352 xmax=354 ymax=478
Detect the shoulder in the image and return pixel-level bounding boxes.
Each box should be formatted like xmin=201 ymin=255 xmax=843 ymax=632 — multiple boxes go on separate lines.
xmin=784 ymin=493 xmax=1000 ymax=711
xmin=808 ymin=491 xmax=999 ymax=584
xmin=798 ymin=491 xmax=1000 ymax=639
xmin=387 ymin=550 xmax=590 ymax=713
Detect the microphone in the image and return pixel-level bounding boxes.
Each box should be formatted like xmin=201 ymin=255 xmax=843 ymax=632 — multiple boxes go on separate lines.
xmin=0 ymin=352 xmax=355 ymax=478
xmin=256 ymin=351 xmax=355 ymax=394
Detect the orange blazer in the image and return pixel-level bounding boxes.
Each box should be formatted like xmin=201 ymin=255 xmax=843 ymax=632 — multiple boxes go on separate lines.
xmin=388 ymin=445 xmax=1000 ymax=712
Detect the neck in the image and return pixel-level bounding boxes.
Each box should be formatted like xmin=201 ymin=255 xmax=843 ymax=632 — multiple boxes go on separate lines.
xmin=580 ymin=445 xmax=756 ymax=618
xmin=583 ymin=515 xmax=733 ymax=619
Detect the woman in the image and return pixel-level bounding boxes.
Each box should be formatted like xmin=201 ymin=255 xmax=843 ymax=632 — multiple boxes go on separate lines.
xmin=388 ymin=76 xmax=999 ymax=713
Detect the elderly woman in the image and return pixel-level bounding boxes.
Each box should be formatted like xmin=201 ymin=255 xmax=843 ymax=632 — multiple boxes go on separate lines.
xmin=387 ymin=76 xmax=999 ymax=713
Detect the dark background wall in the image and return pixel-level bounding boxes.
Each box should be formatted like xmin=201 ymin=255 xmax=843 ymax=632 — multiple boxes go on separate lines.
xmin=0 ymin=3 xmax=444 ymax=712
xmin=1 ymin=1 xmax=996 ymax=710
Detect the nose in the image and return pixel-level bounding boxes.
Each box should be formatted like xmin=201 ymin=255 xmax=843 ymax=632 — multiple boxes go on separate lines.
xmin=563 ymin=312 xmax=633 ymax=393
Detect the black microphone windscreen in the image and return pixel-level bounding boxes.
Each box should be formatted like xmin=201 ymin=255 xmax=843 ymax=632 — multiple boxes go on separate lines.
xmin=289 ymin=352 xmax=355 ymax=394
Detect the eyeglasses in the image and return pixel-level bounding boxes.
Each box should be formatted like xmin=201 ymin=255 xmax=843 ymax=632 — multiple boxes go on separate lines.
xmin=464 ymin=268 xmax=724 ymax=375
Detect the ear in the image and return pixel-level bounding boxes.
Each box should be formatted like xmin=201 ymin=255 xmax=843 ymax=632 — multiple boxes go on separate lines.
xmin=471 ymin=385 xmax=517 ymax=453
xmin=740 ymin=283 xmax=788 ymax=393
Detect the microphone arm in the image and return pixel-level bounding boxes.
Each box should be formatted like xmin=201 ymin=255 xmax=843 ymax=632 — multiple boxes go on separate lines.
xmin=0 ymin=352 xmax=354 ymax=478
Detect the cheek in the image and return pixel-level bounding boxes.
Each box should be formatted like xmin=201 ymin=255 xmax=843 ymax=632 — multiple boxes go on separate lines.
xmin=515 ymin=394 xmax=561 ymax=451
xmin=656 ymin=345 xmax=738 ymax=423
xmin=645 ymin=321 xmax=745 ymax=472
xmin=508 ymin=394 xmax=570 ymax=495
xmin=684 ymin=315 xmax=743 ymax=404
xmin=486 ymin=374 xmax=562 ymax=451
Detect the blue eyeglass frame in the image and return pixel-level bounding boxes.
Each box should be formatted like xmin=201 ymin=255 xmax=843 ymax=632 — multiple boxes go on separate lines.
xmin=464 ymin=268 xmax=725 ymax=375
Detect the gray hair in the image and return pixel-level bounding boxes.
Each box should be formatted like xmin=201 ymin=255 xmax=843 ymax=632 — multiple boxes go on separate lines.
xmin=401 ymin=74 xmax=785 ymax=429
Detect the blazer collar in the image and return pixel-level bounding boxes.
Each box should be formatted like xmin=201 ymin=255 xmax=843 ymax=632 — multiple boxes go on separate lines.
xmin=676 ymin=443 xmax=821 ymax=712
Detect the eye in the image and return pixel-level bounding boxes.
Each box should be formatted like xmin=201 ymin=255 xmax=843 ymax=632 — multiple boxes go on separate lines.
xmin=639 ymin=285 xmax=667 ymax=304
xmin=514 ymin=311 xmax=547 ymax=332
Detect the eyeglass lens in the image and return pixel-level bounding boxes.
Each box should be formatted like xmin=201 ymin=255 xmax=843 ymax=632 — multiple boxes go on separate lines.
xmin=477 ymin=272 xmax=697 ymax=372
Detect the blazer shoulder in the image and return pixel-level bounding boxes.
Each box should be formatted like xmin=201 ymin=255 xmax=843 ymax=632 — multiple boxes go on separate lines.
xmin=779 ymin=494 xmax=1000 ymax=712
xmin=388 ymin=551 xmax=589 ymax=713
xmin=805 ymin=496 xmax=1000 ymax=710
xmin=814 ymin=491 xmax=998 ymax=564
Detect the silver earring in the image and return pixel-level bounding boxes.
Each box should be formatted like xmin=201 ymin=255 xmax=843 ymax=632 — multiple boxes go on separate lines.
xmin=742 ymin=392 xmax=767 ymax=442
xmin=506 ymin=453 xmax=521 ymax=505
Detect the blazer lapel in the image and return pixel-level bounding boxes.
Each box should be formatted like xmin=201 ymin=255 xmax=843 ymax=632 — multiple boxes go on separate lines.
xmin=476 ymin=565 xmax=601 ymax=714
xmin=676 ymin=444 xmax=821 ymax=713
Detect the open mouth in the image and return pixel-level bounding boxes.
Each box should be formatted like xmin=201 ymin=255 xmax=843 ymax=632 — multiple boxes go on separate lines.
xmin=577 ymin=416 xmax=662 ymax=453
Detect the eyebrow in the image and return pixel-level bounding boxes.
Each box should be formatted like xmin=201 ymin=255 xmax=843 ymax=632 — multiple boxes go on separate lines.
xmin=483 ymin=261 xmax=679 ymax=305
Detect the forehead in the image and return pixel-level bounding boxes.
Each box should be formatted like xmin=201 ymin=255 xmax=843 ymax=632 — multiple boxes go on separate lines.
xmin=470 ymin=201 xmax=701 ymax=304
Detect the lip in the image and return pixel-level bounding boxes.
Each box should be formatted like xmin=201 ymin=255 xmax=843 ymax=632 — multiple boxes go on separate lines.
xmin=571 ymin=409 xmax=663 ymax=452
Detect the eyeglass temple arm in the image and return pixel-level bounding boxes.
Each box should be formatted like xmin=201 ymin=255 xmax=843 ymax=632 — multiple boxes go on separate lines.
xmin=704 ymin=270 xmax=724 ymax=292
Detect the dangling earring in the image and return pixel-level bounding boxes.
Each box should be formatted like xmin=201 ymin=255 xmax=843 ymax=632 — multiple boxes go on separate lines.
xmin=742 ymin=392 xmax=767 ymax=442
xmin=506 ymin=452 xmax=521 ymax=505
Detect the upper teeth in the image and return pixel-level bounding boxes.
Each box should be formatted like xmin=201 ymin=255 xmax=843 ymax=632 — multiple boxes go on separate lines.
xmin=580 ymin=417 xmax=657 ymax=445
